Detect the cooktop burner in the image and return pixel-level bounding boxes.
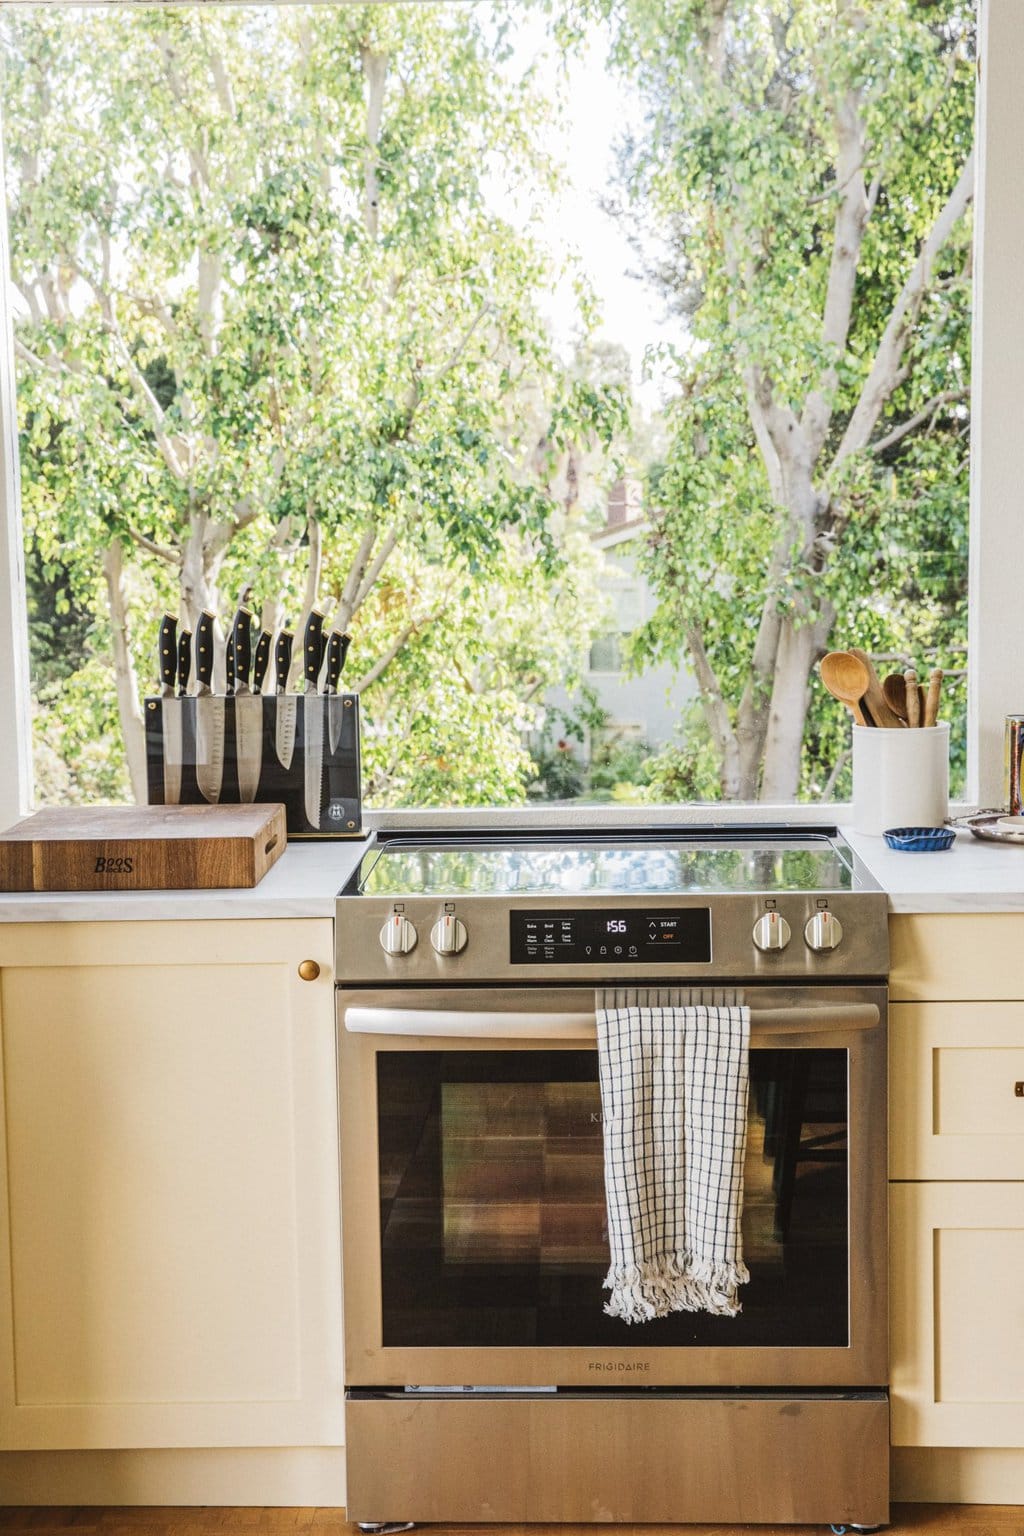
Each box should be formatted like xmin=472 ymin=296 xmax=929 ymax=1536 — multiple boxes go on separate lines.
xmin=353 ymin=831 xmax=870 ymax=899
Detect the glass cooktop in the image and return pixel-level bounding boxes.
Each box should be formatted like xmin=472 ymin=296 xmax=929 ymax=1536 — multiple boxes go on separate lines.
xmin=353 ymin=831 xmax=874 ymax=898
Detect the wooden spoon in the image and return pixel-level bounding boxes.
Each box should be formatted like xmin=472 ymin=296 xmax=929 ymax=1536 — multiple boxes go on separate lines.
xmin=848 ymin=647 xmax=905 ymax=728
xmin=820 ymin=651 xmax=871 ymax=725
xmin=883 ymin=671 xmax=925 ymax=726
xmin=882 ymin=673 xmax=909 ymax=723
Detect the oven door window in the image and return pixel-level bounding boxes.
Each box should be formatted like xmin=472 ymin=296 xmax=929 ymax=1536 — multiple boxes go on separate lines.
xmin=377 ymin=1049 xmax=849 ymax=1348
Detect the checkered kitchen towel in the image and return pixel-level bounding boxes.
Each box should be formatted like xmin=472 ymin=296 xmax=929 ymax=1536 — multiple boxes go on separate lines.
xmin=596 ymin=988 xmax=751 ymax=1324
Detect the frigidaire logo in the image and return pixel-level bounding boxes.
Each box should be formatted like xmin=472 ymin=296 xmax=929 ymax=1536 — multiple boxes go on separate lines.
xmin=588 ymin=1361 xmax=651 ymax=1373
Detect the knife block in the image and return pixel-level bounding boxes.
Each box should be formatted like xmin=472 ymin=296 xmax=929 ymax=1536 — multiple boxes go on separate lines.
xmin=144 ymin=694 xmax=364 ymax=838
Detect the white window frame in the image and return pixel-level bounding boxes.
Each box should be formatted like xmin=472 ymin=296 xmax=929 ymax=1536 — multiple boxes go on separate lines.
xmin=0 ymin=0 xmax=1016 ymax=829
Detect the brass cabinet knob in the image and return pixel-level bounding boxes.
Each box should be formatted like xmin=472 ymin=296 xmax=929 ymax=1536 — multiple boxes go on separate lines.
xmin=298 ymin=959 xmax=321 ymax=982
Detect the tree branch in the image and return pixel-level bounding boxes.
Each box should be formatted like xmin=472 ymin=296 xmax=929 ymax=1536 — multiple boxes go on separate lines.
xmin=332 ymin=522 xmax=379 ymax=634
xmin=360 ymin=46 xmax=388 ymax=240
xmin=63 ymin=249 xmax=189 ymax=482
xmin=352 ymin=527 xmax=399 ymax=612
xmin=429 ymin=305 xmax=494 ymax=387
xmin=832 ymin=148 xmax=975 ymax=470
xmin=128 ymin=527 xmax=179 ymax=566
xmin=868 ymin=389 xmax=969 ymax=455
xmin=353 ymin=616 xmax=427 ymax=693
xmin=802 ymin=87 xmax=869 ymax=459
xmin=207 ymin=45 xmax=236 ymax=119
xmin=684 ymin=614 xmax=736 ymax=775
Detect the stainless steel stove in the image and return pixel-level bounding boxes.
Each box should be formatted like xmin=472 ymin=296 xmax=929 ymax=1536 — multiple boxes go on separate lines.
xmin=336 ymin=825 xmax=887 ymax=982
xmin=335 ymin=827 xmax=890 ymax=1529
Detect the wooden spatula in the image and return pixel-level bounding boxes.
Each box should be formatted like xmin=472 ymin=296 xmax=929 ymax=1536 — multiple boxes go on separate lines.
xmin=903 ymin=668 xmax=921 ymax=728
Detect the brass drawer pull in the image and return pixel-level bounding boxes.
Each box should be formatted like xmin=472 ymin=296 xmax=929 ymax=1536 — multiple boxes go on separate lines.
xmin=298 ymin=960 xmax=321 ymax=982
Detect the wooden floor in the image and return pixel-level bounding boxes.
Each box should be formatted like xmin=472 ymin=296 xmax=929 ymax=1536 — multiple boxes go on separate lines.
xmin=0 ymin=1510 xmax=1023 ymax=1536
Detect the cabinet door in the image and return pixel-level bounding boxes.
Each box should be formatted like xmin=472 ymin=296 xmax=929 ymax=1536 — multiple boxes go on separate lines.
xmin=891 ymin=1002 xmax=1024 ymax=1179
xmin=891 ymin=1181 xmax=1024 ymax=1446
xmin=0 ymin=919 xmax=341 ymax=1451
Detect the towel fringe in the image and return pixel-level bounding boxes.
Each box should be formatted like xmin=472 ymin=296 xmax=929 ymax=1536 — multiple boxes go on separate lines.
xmin=603 ymin=1251 xmax=751 ymax=1324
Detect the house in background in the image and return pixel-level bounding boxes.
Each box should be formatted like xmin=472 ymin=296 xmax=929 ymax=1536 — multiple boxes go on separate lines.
xmin=543 ymin=478 xmax=698 ymax=769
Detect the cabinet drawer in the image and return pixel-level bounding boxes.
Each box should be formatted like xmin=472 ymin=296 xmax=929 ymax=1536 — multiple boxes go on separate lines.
xmin=891 ymin=1181 xmax=1024 ymax=1447
xmin=890 ymin=1002 xmax=1024 ymax=1180
xmin=890 ymin=915 xmax=1024 ymax=1000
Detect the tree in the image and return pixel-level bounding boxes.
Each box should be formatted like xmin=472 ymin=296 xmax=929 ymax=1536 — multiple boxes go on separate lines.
xmin=3 ymin=6 xmax=626 ymax=804
xmin=612 ymin=0 xmax=974 ymax=800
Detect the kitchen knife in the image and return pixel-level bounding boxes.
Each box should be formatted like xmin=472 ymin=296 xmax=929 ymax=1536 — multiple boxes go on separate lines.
xmin=177 ymin=629 xmax=192 ymax=697
xmin=157 ymin=613 xmax=183 ymax=806
xmin=325 ymin=693 xmax=360 ymax=830
xmin=176 ymin=627 xmax=194 ymax=797
xmin=193 ymin=609 xmax=225 ymax=804
xmin=253 ymin=630 xmax=273 ymax=695
xmin=225 ymin=624 xmax=236 ymax=697
xmin=230 ymin=607 xmax=263 ymax=803
xmin=302 ymin=609 xmax=326 ymax=831
xmin=274 ymin=629 xmax=297 ymax=771
xmin=325 ymin=630 xmax=352 ymax=753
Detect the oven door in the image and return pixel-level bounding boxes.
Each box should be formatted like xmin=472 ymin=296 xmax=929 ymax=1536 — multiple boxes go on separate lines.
xmin=337 ymin=983 xmax=886 ymax=1389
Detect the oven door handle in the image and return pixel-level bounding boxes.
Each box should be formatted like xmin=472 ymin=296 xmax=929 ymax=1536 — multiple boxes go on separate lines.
xmin=343 ymin=1002 xmax=880 ymax=1039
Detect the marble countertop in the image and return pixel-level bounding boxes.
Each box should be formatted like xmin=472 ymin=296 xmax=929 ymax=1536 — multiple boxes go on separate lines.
xmin=0 ymin=820 xmax=1021 ymax=922
xmin=842 ymin=826 xmax=1024 ymax=912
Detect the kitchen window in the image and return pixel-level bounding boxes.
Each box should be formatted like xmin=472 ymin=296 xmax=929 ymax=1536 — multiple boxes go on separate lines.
xmin=0 ymin=0 xmax=1016 ymax=826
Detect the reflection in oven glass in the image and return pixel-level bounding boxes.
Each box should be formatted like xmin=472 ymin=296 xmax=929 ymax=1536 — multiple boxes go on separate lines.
xmin=378 ymin=1050 xmax=849 ymax=1349
xmin=441 ymin=1084 xmax=607 ymax=1266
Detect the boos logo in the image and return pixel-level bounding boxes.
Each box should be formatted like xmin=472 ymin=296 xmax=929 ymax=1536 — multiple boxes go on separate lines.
xmin=588 ymin=1361 xmax=651 ymax=1373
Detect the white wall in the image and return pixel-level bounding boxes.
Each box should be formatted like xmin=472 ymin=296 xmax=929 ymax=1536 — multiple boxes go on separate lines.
xmin=968 ymin=0 xmax=1024 ymax=808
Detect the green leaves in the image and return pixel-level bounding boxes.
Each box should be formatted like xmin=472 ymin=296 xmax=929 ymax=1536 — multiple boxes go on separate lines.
xmin=5 ymin=3 xmax=624 ymax=806
xmin=608 ymin=0 xmax=974 ymax=800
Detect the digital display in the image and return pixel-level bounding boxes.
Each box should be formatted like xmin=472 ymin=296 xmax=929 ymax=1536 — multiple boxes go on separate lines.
xmin=510 ymin=908 xmax=711 ymax=965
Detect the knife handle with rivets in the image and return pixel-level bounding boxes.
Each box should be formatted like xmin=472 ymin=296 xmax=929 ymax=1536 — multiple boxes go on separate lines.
xmin=253 ymin=630 xmax=273 ymax=694
xmin=230 ymin=608 xmax=253 ymax=693
xmin=194 ymin=610 xmax=216 ymax=692
xmin=303 ymin=609 xmax=325 ymax=692
xmin=177 ymin=629 xmax=192 ymax=697
xmin=157 ymin=613 xmax=177 ymax=698
xmin=275 ymin=630 xmax=294 ymax=694
xmin=325 ymin=630 xmax=349 ymax=694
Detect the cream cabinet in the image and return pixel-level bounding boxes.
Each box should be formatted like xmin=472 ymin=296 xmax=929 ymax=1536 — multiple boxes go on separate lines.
xmin=890 ymin=915 xmax=1024 ymax=1456
xmin=0 ymin=919 xmax=343 ymax=1453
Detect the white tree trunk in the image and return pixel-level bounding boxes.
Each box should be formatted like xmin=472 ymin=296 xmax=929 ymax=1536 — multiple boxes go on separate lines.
xmin=759 ymin=614 xmax=831 ymax=801
xmin=102 ymin=541 xmax=147 ymax=803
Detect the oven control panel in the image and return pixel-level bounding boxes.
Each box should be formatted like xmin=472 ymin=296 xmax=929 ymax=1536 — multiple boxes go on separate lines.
xmin=510 ymin=908 xmax=712 ymax=965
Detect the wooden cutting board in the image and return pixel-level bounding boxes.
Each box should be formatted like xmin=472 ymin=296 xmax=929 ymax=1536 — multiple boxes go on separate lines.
xmin=0 ymin=803 xmax=287 ymax=891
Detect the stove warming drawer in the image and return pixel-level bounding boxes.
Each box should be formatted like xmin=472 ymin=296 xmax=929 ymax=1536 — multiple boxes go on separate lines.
xmin=345 ymin=1389 xmax=889 ymax=1526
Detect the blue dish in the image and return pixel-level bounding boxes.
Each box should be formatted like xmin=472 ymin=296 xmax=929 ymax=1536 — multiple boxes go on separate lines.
xmin=882 ymin=825 xmax=955 ymax=853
